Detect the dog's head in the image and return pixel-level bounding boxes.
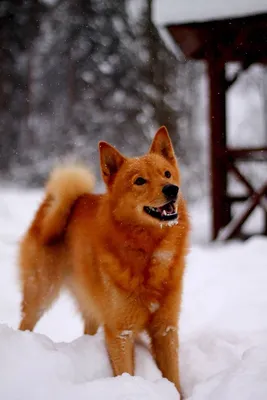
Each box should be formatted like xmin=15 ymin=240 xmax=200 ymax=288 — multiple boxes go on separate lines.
xmin=99 ymin=127 xmax=181 ymax=228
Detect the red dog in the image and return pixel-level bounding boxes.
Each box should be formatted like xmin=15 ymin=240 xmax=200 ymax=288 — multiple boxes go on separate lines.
xmin=19 ymin=126 xmax=190 ymax=394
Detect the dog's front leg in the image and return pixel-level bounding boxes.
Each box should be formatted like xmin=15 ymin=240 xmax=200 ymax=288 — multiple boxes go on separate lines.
xmin=105 ymin=326 xmax=134 ymax=376
xmin=148 ymin=289 xmax=183 ymax=396
xmin=149 ymin=320 xmax=180 ymax=393
xmin=147 ymin=247 xmax=185 ymax=395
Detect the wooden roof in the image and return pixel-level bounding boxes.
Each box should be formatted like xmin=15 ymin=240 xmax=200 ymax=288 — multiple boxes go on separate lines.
xmin=166 ymin=13 xmax=267 ymax=62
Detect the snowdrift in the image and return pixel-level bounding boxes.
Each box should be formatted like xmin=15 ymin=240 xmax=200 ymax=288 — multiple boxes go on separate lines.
xmin=0 ymin=325 xmax=178 ymax=400
xmin=1 ymin=189 xmax=267 ymax=399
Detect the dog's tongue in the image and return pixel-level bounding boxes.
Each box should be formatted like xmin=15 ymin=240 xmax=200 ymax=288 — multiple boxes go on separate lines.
xmin=158 ymin=202 xmax=174 ymax=216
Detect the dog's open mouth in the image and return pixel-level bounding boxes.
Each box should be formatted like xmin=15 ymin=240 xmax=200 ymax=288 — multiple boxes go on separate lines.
xmin=144 ymin=201 xmax=178 ymax=221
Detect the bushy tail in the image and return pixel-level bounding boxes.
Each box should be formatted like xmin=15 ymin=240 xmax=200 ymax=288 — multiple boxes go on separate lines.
xmin=30 ymin=165 xmax=95 ymax=244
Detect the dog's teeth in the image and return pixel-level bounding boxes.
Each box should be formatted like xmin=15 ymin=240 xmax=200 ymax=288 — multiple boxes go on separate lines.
xmin=162 ymin=210 xmax=167 ymax=216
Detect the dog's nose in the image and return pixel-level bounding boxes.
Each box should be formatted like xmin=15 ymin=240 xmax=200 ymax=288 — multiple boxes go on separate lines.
xmin=162 ymin=184 xmax=179 ymax=200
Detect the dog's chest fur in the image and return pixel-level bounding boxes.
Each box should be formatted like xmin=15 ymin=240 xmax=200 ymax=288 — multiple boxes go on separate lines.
xmin=103 ymin=239 xmax=175 ymax=306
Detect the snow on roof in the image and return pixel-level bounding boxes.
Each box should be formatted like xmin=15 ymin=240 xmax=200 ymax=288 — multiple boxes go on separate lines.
xmin=153 ymin=0 xmax=267 ymax=26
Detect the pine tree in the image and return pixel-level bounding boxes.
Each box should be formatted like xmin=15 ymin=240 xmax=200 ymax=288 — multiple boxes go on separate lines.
xmin=0 ymin=0 xmax=46 ymax=171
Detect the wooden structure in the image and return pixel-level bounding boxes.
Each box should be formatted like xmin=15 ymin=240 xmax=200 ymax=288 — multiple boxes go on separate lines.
xmin=161 ymin=11 xmax=267 ymax=239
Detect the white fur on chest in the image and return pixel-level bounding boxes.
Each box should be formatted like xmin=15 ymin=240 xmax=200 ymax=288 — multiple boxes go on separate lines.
xmin=152 ymin=249 xmax=174 ymax=263
xmin=149 ymin=301 xmax=160 ymax=313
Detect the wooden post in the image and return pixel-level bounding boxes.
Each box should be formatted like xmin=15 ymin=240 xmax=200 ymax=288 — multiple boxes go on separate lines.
xmin=207 ymin=56 xmax=231 ymax=239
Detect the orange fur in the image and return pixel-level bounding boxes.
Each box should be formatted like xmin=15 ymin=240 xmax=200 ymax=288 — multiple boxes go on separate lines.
xmin=18 ymin=127 xmax=190 ymax=395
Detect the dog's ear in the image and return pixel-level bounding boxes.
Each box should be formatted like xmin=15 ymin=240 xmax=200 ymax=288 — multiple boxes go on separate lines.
xmin=99 ymin=141 xmax=126 ymax=185
xmin=149 ymin=126 xmax=176 ymax=164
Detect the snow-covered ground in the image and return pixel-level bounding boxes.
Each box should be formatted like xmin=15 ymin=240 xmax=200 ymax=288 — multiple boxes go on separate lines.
xmin=0 ymin=188 xmax=267 ymax=399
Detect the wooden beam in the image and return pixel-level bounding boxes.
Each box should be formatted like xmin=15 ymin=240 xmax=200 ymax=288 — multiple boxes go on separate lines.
xmin=228 ymin=195 xmax=250 ymax=203
xmin=227 ymin=147 xmax=267 ymax=161
xmin=218 ymin=183 xmax=267 ymax=240
xmin=228 ymin=162 xmax=267 ymax=212
xmin=225 ymin=72 xmax=241 ymax=90
xmin=228 ymin=163 xmax=254 ymax=193
xmin=208 ymin=55 xmax=231 ymax=239
xmin=167 ymin=25 xmax=204 ymax=58
xmin=218 ymin=28 xmax=249 ymax=67
xmin=225 ymin=61 xmax=253 ymax=90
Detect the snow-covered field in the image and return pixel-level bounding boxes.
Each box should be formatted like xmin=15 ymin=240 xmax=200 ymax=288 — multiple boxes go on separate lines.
xmin=0 ymin=188 xmax=267 ymax=399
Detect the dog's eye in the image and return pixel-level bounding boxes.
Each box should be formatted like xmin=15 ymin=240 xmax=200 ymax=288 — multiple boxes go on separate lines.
xmin=134 ymin=177 xmax=147 ymax=186
xmin=165 ymin=170 xmax=171 ymax=178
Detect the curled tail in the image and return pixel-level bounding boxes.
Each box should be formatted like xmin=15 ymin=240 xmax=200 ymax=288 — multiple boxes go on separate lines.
xmin=30 ymin=165 xmax=95 ymax=244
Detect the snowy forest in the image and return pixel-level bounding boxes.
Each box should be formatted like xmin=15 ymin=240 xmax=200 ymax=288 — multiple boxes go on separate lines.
xmin=1 ymin=0 xmax=267 ymax=201
xmin=0 ymin=0 xmax=201 ymax=192
xmin=1 ymin=2 xmax=267 ymax=400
